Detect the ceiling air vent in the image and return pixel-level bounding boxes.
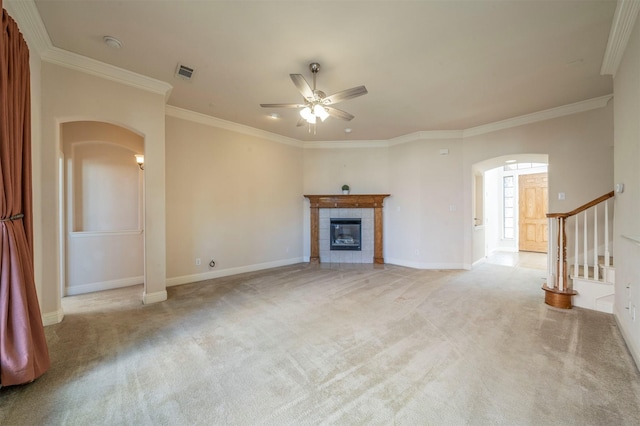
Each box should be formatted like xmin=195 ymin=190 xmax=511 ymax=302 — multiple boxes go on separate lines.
xmin=175 ymin=64 xmax=194 ymax=80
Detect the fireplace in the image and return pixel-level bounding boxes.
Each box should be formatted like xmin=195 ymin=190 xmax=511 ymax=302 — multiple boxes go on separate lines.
xmin=304 ymin=194 xmax=391 ymax=264
xmin=330 ymin=218 xmax=361 ymax=251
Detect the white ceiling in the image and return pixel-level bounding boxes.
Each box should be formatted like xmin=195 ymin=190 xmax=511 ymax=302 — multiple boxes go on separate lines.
xmin=32 ymin=0 xmax=616 ymax=142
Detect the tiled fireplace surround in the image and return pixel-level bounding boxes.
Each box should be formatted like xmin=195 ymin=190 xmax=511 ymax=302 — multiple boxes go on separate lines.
xmin=320 ymin=208 xmax=373 ymax=263
xmin=304 ymin=194 xmax=391 ymax=264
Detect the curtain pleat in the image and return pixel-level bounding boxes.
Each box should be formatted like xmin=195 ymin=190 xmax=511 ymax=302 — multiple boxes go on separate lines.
xmin=0 ymin=2 xmax=50 ymax=386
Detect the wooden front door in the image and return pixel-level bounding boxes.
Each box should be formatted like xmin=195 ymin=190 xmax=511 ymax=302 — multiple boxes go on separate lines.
xmin=519 ymin=172 xmax=548 ymax=253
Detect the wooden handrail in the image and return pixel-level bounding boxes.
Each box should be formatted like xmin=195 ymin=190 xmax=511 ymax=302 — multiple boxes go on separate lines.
xmin=546 ymin=191 xmax=614 ymax=219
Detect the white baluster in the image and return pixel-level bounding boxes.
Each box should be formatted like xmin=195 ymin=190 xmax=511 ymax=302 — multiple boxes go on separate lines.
xmin=559 ymin=218 xmax=564 ymax=291
xmin=574 ymin=215 xmax=579 ymax=279
xmin=583 ymin=211 xmax=588 ymax=279
xmin=593 ymin=205 xmax=599 ymax=281
xmin=547 ymin=218 xmax=556 ymax=287
xmin=605 ymin=199 xmax=610 ymax=267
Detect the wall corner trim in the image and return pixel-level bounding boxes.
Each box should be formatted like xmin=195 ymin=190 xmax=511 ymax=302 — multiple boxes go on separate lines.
xmin=42 ymin=308 xmax=64 ymax=326
xmin=142 ymin=290 xmax=168 ymax=305
xmin=601 ymin=0 xmax=640 ymax=76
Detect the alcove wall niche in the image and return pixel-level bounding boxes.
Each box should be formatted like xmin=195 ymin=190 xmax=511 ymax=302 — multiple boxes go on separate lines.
xmin=62 ymin=121 xmax=144 ymax=296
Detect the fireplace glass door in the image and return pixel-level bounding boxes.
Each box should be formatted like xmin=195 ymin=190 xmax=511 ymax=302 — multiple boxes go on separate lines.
xmin=330 ymin=218 xmax=361 ymax=251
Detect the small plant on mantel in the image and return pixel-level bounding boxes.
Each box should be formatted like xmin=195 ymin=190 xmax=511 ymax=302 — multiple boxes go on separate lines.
xmin=342 ymin=184 xmax=350 ymax=195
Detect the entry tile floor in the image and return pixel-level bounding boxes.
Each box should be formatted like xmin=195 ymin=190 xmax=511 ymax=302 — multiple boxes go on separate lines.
xmin=485 ymin=250 xmax=547 ymax=270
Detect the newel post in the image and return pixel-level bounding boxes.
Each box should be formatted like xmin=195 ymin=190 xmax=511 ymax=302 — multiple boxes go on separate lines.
xmin=543 ymin=214 xmax=575 ymax=309
xmin=557 ymin=216 xmax=568 ymax=291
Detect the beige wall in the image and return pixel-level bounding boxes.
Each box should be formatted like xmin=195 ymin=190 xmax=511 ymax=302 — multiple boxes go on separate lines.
xmin=463 ymin=104 xmax=614 ymax=265
xmin=613 ymin=14 xmax=640 ymax=367
xmin=165 ymin=115 xmax=303 ymax=283
xmin=386 ymin=137 xmax=465 ymax=268
xmin=301 ymin=107 xmax=613 ymax=269
xmin=39 ymin=62 xmax=167 ymax=320
xmin=302 ymin=146 xmax=390 ymax=195
xmin=303 ymin=105 xmax=612 ymax=270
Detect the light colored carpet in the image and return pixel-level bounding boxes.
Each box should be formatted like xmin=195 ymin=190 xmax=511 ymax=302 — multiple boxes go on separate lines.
xmin=1 ymin=262 xmax=639 ymax=425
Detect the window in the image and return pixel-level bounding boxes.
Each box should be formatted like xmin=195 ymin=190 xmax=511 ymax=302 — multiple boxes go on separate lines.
xmin=503 ymin=176 xmax=515 ymax=239
xmin=474 ymin=174 xmax=484 ymax=226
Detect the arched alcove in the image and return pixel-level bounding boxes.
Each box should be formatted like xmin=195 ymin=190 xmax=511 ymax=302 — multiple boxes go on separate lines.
xmin=61 ymin=121 xmax=145 ymax=296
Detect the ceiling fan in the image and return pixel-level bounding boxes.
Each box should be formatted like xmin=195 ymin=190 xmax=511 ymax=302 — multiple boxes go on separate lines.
xmin=260 ymin=62 xmax=368 ymax=128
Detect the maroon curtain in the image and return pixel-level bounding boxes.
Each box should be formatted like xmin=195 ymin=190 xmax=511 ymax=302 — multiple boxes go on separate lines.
xmin=0 ymin=3 xmax=50 ymax=386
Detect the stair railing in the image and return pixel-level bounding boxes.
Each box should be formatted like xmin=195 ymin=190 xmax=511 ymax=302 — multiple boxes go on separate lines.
xmin=545 ymin=191 xmax=614 ymax=298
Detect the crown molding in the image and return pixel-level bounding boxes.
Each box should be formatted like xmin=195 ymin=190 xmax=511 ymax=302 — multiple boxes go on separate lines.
xmin=387 ymin=130 xmax=463 ymax=146
xmin=5 ymin=0 xmax=173 ymax=100
xmin=303 ymin=139 xmax=389 ymax=149
xmin=305 ymin=130 xmax=462 ymax=149
xmin=601 ymin=0 xmax=640 ymax=76
xmin=42 ymin=46 xmax=173 ymax=99
xmin=4 ymin=0 xmax=51 ymax=54
xmin=462 ymin=94 xmax=613 ymax=138
xmin=6 ymin=0 xmax=615 ymax=149
xmin=305 ymin=95 xmax=611 ymax=148
xmin=59 ymin=88 xmax=615 ymax=149
xmin=166 ymin=105 xmax=302 ymax=148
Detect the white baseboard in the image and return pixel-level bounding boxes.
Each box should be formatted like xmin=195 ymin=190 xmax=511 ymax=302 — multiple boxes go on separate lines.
xmin=385 ymin=257 xmax=467 ymax=270
xmin=65 ymin=276 xmax=144 ymax=296
xmin=166 ymin=257 xmax=305 ymax=287
xmin=42 ymin=308 xmax=64 ymax=326
xmin=614 ymin=309 xmax=640 ymax=372
xmin=472 ymin=257 xmax=486 ymax=267
xmin=143 ymin=290 xmax=167 ymax=305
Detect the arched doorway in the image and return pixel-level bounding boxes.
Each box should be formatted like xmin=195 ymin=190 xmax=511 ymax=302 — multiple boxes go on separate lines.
xmin=472 ymin=154 xmax=549 ymax=267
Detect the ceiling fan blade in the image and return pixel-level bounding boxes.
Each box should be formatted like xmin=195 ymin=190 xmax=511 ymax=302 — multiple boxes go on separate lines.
xmin=296 ymin=117 xmax=306 ymax=127
xmin=290 ymin=74 xmax=314 ymax=100
xmin=260 ymin=103 xmax=305 ymax=108
xmin=325 ymin=106 xmax=354 ymax=121
xmin=323 ymin=86 xmax=368 ymax=105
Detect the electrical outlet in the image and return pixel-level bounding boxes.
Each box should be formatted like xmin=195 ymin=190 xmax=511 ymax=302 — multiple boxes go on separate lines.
xmin=195 ymin=258 xmax=201 ymax=266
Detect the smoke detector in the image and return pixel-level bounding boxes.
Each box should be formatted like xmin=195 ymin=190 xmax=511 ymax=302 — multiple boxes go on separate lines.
xmin=103 ymin=35 xmax=122 ymax=49
xmin=175 ymin=64 xmax=195 ymax=80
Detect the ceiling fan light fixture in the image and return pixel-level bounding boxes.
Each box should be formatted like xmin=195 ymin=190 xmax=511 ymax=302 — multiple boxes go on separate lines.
xmin=300 ymin=106 xmax=312 ymax=120
xmin=261 ymin=62 xmax=367 ymax=131
xmin=314 ymin=104 xmax=329 ymax=121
